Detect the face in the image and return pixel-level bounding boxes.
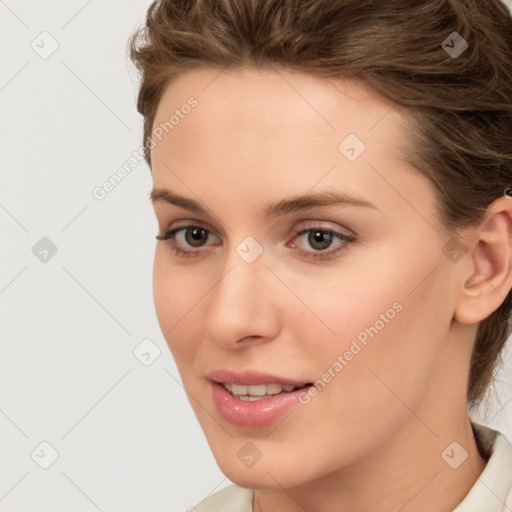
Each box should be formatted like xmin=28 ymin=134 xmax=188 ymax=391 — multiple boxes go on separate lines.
xmin=150 ymin=67 xmax=464 ymax=489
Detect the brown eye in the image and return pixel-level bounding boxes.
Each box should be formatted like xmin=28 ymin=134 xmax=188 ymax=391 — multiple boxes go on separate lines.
xmin=290 ymin=225 xmax=356 ymax=261
xmin=184 ymin=227 xmax=209 ymax=247
xmin=307 ymin=229 xmax=335 ymax=251
xmin=155 ymin=224 xmax=220 ymax=257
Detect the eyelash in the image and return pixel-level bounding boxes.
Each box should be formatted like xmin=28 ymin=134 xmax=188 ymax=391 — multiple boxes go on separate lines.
xmin=155 ymin=224 xmax=356 ymax=260
xmin=155 ymin=223 xmax=356 ymax=261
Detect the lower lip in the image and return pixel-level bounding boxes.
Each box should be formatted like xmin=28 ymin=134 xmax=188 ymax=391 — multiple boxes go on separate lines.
xmin=210 ymin=381 xmax=310 ymax=428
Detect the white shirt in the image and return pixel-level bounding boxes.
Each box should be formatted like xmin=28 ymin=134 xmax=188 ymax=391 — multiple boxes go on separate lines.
xmin=189 ymin=420 xmax=512 ymax=512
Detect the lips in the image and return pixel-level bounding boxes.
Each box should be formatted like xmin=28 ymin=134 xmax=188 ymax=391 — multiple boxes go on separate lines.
xmin=207 ymin=369 xmax=313 ymax=428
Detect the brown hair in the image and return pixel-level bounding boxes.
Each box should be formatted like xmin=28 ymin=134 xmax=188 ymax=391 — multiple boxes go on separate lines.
xmin=127 ymin=0 xmax=512 ymax=410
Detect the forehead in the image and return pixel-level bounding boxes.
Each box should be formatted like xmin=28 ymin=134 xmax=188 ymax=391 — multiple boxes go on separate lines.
xmin=152 ymin=66 xmax=411 ymax=139
xmin=151 ymin=67 xmax=414 ymax=165
xmin=150 ymin=67 xmax=430 ymax=222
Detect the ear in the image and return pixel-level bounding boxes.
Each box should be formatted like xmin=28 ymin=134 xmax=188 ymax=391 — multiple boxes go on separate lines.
xmin=454 ymin=195 xmax=512 ymax=324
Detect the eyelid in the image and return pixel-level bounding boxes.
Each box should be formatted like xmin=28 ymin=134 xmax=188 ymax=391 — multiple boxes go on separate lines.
xmin=157 ymin=219 xmax=356 ymax=262
xmin=161 ymin=219 xmax=218 ymax=239
xmin=163 ymin=219 xmax=354 ymax=243
xmin=290 ymin=220 xmax=355 ymax=237
xmin=165 ymin=219 xmax=214 ymax=232
xmin=156 ymin=211 xmax=228 ymax=240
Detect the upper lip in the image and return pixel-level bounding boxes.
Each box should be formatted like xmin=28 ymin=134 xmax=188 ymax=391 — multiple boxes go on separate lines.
xmin=207 ymin=369 xmax=310 ymax=386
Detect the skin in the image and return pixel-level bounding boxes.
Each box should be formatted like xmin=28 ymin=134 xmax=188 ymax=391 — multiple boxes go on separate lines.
xmin=149 ymin=66 xmax=512 ymax=512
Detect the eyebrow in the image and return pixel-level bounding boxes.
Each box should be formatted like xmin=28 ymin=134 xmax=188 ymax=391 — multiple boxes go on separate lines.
xmin=149 ymin=187 xmax=379 ymax=217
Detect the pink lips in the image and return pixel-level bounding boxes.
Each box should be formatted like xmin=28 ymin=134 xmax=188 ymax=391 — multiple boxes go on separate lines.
xmin=207 ymin=369 xmax=311 ymax=428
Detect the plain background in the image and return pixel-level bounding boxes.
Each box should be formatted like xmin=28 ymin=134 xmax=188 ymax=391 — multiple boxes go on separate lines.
xmin=1 ymin=1 xmax=511 ymax=511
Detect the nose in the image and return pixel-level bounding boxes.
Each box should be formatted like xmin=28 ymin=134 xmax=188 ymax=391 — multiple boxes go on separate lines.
xmin=203 ymin=248 xmax=281 ymax=349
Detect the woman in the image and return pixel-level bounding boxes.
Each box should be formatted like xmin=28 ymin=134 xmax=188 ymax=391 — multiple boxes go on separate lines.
xmin=128 ymin=1 xmax=512 ymax=510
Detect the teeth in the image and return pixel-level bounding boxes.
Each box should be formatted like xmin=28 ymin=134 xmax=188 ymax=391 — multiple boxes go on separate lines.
xmin=222 ymin=382 xmax=302 ymax=399
xmin=266 ymin=383 xmax=283 ymax=395
xmin=231 ymin=384 xmax=248 ymax=395
xmin=246 ymin=384 xmax=267 ymax=396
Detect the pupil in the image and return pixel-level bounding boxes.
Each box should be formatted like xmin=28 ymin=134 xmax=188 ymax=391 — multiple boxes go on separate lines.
xmin=310 ymin=230 xmax=332 ymax=250
xmin=187 ymin=227 xmax=206 ymax=247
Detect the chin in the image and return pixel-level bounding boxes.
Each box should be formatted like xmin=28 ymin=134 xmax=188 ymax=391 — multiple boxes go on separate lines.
xmin=223 ymin=467 xmax=302 ymax=490
xmin=212 ymin=449 xmax=323 ymax=490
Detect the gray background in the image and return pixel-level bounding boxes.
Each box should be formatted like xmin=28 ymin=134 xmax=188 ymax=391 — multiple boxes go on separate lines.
xmin=1 ymin=1 xmax=511 ymax=511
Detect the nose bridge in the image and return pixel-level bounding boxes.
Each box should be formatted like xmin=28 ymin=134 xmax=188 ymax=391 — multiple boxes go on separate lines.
xmin=217 ymin=230 xmax=268 ymax=294
xmin=212 ymin=241 xmax=266 ymax=314
xmin=204 ymin=238 xmax=278 ymax=346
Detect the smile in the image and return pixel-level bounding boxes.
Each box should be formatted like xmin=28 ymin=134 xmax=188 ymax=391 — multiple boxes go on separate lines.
xmin=222 ymin=382 xmax=307 ymax=401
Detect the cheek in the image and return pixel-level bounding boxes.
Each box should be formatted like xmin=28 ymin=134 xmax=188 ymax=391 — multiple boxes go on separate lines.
xmin=272 ymin=253 xmax=407 ymax=363
xmin=152 ymin=248 xmax=174 ymax=335
xmin=152 ymin=248 xmax=203 ymax=365
xmin=290 ymin=235 xmax=447 ymax=365
xmin=311 ymin=243 xmax=453 ymax=416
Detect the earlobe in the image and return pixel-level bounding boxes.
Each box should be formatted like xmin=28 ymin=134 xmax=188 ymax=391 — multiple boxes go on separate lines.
xmin=454 ymin=197 xmax=512 ymax=325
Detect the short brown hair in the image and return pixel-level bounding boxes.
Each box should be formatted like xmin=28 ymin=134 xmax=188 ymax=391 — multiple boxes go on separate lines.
xmin=127 ymin=0 xmax=512 ymax=410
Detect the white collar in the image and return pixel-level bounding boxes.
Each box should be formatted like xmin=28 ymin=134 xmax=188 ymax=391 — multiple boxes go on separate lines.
xmin=452 ymin=419 xmax=512 ymax=511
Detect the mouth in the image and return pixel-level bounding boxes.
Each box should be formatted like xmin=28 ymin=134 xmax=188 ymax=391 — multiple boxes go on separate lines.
xmin=209 ymin=379 xmax=313 ymax=428
xmin=221 ymin=382 xmax=312 ymax=401
xmin=206 ymin=369 xmax=314 ymax=427
xmin=206 ymin=370 xmax=314 ymax=427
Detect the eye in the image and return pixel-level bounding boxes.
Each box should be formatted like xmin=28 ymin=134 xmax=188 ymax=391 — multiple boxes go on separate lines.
xmin=155 ymin=224 xmax=219 ymax=258
xmin=289 ymin=223 xmax=356 ymax=260
xmin=155 ymin=222 xmax=356 ymax=260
